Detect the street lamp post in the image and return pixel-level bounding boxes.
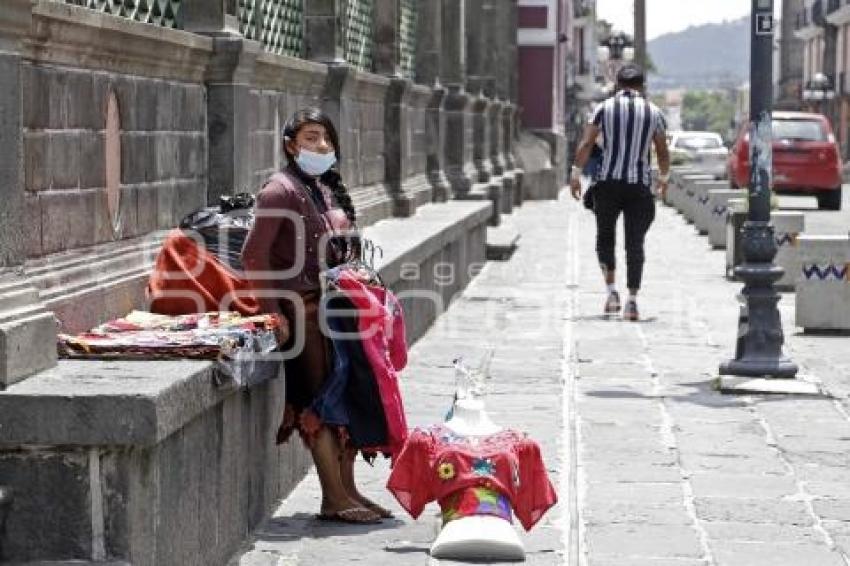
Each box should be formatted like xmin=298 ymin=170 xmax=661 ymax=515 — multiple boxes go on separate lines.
xmin=634 ymin=0 xmax=647 ymax=69
xmin=719 ymin=0 xmax=800 ymax=381
xmin=803 ymin=73 xmax=835 ymax=114
xmin=605 ymin=31 xmax=629 ymax=60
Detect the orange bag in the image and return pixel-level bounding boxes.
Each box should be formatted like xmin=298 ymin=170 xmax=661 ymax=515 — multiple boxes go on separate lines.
xmin=147 ymin=229 xmax=260 ymax=316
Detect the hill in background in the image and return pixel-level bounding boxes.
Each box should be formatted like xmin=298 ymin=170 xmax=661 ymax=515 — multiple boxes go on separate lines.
xmin=648 ymin=16 xmax=750 ymax=90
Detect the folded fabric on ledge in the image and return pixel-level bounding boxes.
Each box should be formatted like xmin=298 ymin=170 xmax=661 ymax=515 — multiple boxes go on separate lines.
xmin=57 ymin=311 xmax=283 ymax=387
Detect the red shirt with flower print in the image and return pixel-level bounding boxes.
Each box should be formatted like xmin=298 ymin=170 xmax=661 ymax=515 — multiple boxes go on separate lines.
xmin=386 ymin=425 xmax=557 ymax=531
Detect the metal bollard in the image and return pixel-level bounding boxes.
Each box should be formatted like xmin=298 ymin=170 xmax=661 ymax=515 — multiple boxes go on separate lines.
xmin=0 ymin=485 xmax=12 ymax=560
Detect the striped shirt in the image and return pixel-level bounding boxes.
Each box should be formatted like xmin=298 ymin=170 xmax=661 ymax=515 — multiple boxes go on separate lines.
xmin=591 ymin=89 xmax=667 ymax=186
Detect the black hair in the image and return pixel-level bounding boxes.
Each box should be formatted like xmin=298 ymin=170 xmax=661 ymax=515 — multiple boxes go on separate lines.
xmin=616 ymin=63 xmax=645 ymax=90
xmin=282 ymin=107 xmax=357 ymax=226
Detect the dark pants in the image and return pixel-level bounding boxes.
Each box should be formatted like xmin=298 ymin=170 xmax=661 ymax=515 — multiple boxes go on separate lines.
xmin=593 ymin=180 xmax=656 ymax=291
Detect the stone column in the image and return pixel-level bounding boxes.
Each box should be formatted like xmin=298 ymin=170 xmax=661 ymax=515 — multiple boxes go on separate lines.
xmin=506 ymin=0 xmax=519 ymax=106
xmin=0 ymin=0 xmax=58 ymax=388
xmin=304 ymin=0 xmax=345 ymax=63
xmin=484 ymin=0 xmax=506 ymax=181
xmin=203 ymin=33 xmax=261 ymax=201
xmin=0 ymin=2 xmax=28 ymax=269
xmin=488 ymin=100 xmax=505 ymax=178
xmin=778 ymin=0 xmax=804 ymax=110
xmin=823 ymin=24 xmax=839 ymax=133
xmin=489 ymin=100 xmax=514 ymax=213
xmin=373 ymin=0 xmax=401 ymax=77
xmin=416 ymin=0 xmax=450 ymax=201
xmin=464 ymin=0 xmax=486 ymax=96
xmin=493 ymin=0 xmax=512 ymax=103
xmin=504 ymin=103 xmax=524 ymax=205
xmin=496 ymin=0 xmax=524 ymax=206
xmin=415 ymin=0 xmax=441 ymax=86
xmin=182 ymin=0 xmax=239 ymax=34
xmin=384 ymin=77 xmax=416 ymax=216
xmin=374 ymin=0 xmax=431 ymax=216
xmin=441 ymin=0 xmax=474 ymax=198
xmin=184 ymin=2 xmax=263 ymax=201
xmin=466 ymin=0 xmax=506 ymax=224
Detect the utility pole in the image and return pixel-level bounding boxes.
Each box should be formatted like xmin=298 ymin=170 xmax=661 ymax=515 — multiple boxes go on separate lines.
xmin=634 ymin=0 xmax=646 ymax=68
xmin=719 ymin=0 xmax=803 ymax=389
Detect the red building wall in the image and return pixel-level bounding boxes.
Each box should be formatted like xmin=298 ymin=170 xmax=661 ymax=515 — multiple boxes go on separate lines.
xmin=519 ymin=47 xmax=555 ymax=129
xmin=517 ymin=0 xmax=572 ymax=133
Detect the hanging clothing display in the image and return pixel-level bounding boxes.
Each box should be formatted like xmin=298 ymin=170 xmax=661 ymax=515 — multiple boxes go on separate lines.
xmin=310 ymin=293 xmax=390 ymax=452
xmin=386 ymin=424 xmax=557 ymax=531
xmin=278 ymin=264 xmax=409 ymax=458
xmin=325 ymin=266 xmax=409 ymax=456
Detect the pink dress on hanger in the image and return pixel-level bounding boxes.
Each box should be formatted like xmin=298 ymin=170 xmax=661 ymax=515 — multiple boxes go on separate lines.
xmin=334 ymin=268 xmax=409 ymax=456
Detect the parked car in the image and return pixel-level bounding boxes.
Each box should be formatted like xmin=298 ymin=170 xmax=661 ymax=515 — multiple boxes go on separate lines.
xmin=669 ymin=131 xmax=728 ymax=179
xmin=727 ymin=111 xmax=843 ymax=210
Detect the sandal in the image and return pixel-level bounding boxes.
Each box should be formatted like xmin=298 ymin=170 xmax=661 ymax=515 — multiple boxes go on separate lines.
xmin=364 ymin=502 xmax=394 ymax=519
xmin=316 ymin=507 xmax=382 ymax=524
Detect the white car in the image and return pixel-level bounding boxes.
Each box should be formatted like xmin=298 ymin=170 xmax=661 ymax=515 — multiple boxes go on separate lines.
xmin=669 ymin=131 xmax=729 ymax=180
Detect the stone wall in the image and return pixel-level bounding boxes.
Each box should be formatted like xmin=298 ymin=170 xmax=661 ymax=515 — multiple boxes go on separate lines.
xmin=21 ymin=3 xmax=212 ymax=259
xmin=0 ymin=367 xmax=310 ymax=565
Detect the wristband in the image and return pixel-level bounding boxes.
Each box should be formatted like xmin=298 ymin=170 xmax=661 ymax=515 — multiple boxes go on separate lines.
xmin=658 ymin=173 xmax=670 ymax=183
xmin=570 ymin=165 xmax=582 ymax=180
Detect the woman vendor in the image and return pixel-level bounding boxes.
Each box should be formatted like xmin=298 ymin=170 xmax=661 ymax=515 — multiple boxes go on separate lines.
xmin=242 ymin=108 xmax=390 ymax=524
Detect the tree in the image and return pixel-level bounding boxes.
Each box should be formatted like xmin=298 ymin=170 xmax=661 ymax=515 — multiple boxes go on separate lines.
xmin=681 ymin=90 xmax=735 ymax=137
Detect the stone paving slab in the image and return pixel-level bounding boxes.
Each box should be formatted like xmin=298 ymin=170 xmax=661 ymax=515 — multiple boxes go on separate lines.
xmin=229 ymin=193 xmax=850 ymax=565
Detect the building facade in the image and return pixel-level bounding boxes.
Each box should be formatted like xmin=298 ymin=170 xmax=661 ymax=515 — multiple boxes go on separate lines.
xmin=794 ymin=0 xmax=850 ymax=155
xmin=779 ymin=0 xmax=806 ymax=109
xmin=515 ymin=0 xmax=602 ymax=179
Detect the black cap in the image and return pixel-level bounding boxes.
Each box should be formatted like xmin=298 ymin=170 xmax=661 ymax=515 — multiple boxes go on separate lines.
xmin=616 ymin=63 xmax=645 ymax=84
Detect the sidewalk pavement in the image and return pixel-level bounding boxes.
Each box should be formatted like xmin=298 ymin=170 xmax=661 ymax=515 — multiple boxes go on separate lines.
xmin=231 ymin=191 xmax=850 ymax=566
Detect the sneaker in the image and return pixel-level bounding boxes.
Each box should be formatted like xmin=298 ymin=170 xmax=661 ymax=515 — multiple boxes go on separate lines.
xmin=603 ymin=291 xmax=621 ymax=314
xmin=623 ymin=299 xmax=639 ymax=321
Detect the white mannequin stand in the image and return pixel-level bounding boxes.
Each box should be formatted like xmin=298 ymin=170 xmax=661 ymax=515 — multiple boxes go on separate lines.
xmin=429 ymin=398 xmax=526 ymax=561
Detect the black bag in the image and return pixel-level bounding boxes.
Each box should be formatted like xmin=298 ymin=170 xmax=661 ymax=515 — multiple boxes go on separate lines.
xmin=583 ymin=183 xmax=597 ymax=212
xmin=179 ymin=199 xmax=254 ymax=272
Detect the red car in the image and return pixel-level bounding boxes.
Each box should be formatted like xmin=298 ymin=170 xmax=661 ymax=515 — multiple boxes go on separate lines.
xmin=727 ymin=111 xmax=843 ymax=210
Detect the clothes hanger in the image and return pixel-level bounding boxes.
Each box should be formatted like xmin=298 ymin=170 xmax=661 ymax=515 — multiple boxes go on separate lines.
xmin=347 ymin=239 xmax=384 ymax=288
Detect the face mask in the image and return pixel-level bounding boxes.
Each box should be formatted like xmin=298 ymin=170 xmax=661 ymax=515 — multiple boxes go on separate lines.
xmin=295 ymin=148 xmax=337 ymax=176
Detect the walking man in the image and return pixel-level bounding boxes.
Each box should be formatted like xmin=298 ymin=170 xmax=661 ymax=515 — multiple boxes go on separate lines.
xmin=569 ymin=64 xmax=670 ymax=321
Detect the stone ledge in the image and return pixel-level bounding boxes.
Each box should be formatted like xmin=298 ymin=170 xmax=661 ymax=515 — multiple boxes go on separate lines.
xmin=365 ymin=200 xmax=492 ymax=286
xmin=2 ymin=562 xmax=130 ymax=565
xmin=0 ymin=360 xmax=221 ymax=447
xmin=25 ymin=1 xmax=213 ymax=82
xmin=486 ymin=219 xmax=521 ymax=261
xmin=254 ymin=50 xmax=327 ymax=94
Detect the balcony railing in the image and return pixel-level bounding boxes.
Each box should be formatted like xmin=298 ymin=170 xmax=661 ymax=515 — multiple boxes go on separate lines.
xmin=398 ymin=0 xmax=417 ymax=80
xmin=343 ymin=0 xmax=374 ymax=72
xmin=57 ymin=0 xmax=182 ymax=29
xmin=238 ymin=0 xmax=305 ymax=58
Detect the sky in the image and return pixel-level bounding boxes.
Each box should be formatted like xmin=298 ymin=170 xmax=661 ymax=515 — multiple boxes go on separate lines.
xmin=596 ymin=0 xmax=783 ymax=40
